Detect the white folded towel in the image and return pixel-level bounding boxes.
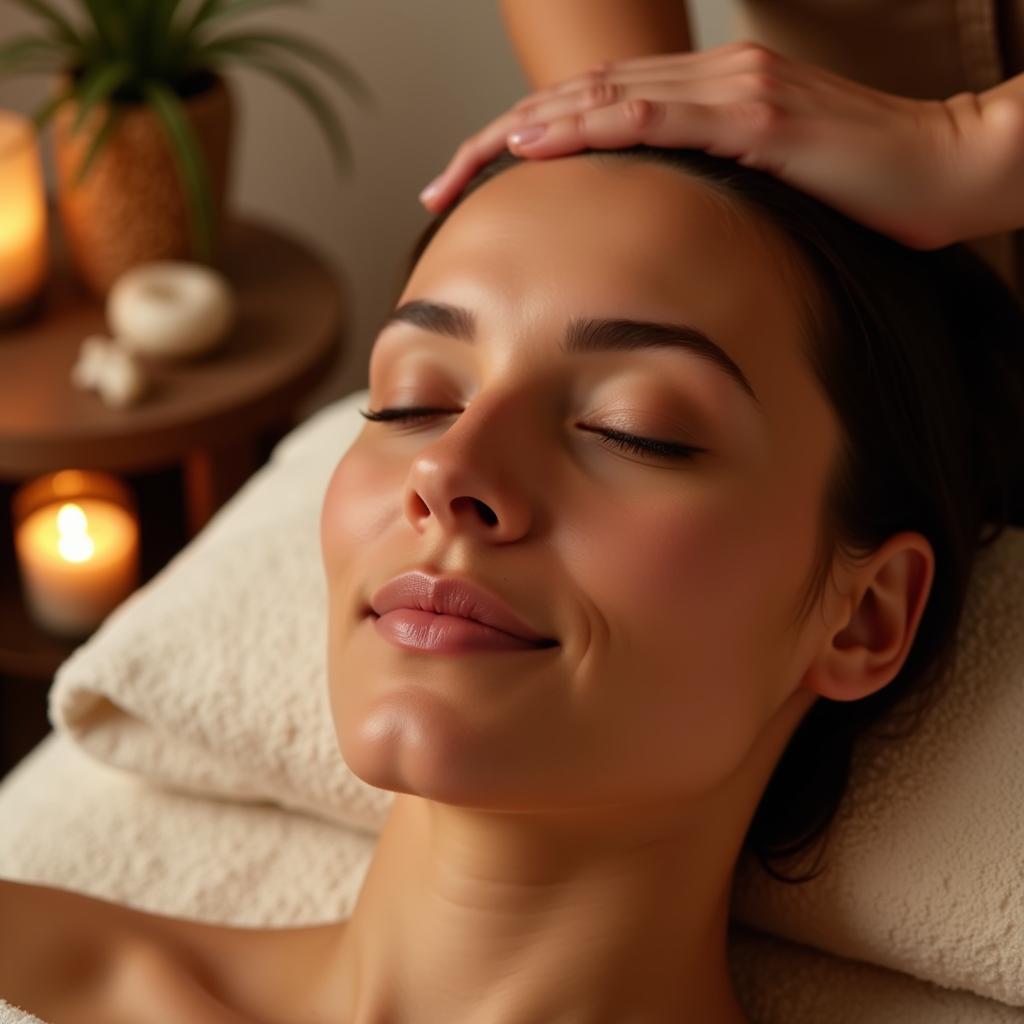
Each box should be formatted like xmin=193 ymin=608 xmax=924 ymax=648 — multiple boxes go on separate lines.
xmin=43 ymin=389 xmax=1024 ymax=1008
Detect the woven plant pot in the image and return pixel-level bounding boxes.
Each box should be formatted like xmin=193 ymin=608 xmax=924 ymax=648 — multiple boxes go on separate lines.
xmin=51 ymin=69 xmax=234 ymax=299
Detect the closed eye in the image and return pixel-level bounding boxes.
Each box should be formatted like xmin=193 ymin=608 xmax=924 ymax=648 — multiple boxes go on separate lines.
xmin=358 ymin=406 xmax=703 ymax=462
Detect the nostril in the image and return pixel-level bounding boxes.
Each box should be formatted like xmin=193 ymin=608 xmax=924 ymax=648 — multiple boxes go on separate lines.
xmin=473 ymin=498 xmax=498 ymax=526
xmin=449 ymin=496 xmax=500 ymax=526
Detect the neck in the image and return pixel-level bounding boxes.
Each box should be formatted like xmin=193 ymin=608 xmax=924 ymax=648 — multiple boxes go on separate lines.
xmin=315 ymin=794 xmax=751 ymax=1023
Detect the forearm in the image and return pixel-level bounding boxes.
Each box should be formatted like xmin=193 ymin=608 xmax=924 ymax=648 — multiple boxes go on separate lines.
xmin=499 ymin=0 xmax=693 ymax=89
xmin=950 ymin=71 xmax=1024 ymax=241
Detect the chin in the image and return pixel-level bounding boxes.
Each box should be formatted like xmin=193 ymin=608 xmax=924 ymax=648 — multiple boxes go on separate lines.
xmin=332 ymin=685 xmax=528 ymax=810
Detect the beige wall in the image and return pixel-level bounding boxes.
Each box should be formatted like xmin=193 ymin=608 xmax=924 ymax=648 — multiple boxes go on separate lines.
xmin=0 ymin=1 xmax=736 ymax=419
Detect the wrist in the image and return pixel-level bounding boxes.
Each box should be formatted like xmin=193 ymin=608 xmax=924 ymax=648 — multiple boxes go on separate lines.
xmin=941 ymin=88 xmax=1024 ymax=243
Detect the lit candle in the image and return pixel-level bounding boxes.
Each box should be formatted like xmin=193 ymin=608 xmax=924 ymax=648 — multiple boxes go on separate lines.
xmin=13 ymin=471 xmax=140 ymax=639
xmin=0 ymin=109 xmax=48 ymax=327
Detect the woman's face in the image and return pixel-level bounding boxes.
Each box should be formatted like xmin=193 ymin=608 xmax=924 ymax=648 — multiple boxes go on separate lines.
xmin=320 ymin=156 xmax=841 ymax=813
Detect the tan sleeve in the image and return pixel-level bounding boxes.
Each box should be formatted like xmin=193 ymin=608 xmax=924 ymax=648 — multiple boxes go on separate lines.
xmin=732 ymin=0 xmax=1024 ymax=301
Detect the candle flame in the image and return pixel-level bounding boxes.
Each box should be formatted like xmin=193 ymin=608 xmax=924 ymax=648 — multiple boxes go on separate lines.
xmin=57 ymin=502 xmax=95 ymax=563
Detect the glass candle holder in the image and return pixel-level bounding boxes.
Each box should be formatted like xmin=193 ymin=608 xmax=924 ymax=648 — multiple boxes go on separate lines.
xmin=0 ymin=109 xmax=49 ymax=329
xmin=13 ymin=470 xmax=140 ymax=639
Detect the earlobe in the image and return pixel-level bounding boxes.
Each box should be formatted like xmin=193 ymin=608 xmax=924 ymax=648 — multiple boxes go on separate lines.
xmin=803 ymin=532 xmax=935 ymax=703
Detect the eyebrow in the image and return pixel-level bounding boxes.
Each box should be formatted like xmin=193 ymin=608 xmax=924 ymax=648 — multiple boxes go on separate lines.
xmin=381 ymin=299 xmax=762 ymax=412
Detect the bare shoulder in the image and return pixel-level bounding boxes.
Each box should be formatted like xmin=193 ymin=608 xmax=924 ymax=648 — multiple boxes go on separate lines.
xmin=0 ymin=877 xmax=237 ymax=1022
xmin=0 ymin=876 xmax=122 ymax=1018
xmin=0 ymin=877 xmax=345 ymax=1023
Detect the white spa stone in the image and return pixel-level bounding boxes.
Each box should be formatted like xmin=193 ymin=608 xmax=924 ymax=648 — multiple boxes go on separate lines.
xmin=98 ymin=345 xmax=149 ymax=408
xmin=70 ymin=334 xmax=113 ymax=391
xmin=107 ymin=260 xmax=235 ymax=360
xmin=71 ymin=334 xmax=149 ymax=409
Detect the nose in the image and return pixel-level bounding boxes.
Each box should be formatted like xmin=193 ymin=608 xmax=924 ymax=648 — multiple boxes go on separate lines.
xmin=403 ymin=399 xmax=535 ymax=543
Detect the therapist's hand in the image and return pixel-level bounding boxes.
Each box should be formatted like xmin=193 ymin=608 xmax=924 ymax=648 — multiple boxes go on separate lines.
xmin=418 ymin=41 xmax=1011 ymax=249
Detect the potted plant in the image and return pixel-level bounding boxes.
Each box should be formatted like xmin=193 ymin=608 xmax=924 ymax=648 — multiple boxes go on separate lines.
xmin=0 ymin=0 xmax=372 ymax=297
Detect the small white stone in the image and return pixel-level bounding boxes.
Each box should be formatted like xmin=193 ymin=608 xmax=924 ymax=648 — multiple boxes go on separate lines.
xmin=96 ymin=344 xmax=149 ymax=408
xmin=71 ymin=334 xmax=115 ymax=390
xmin=70 ymin=334 xmax=150 ymax=407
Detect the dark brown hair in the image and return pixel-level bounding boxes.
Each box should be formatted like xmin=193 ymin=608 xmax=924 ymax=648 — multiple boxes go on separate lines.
xmin=403 ymin=145 xmax=1024 ymax=883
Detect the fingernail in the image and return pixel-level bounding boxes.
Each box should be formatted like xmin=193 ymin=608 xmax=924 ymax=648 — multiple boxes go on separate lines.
xmin=508 ymin=124 xmax=547 ymax=147
xmin=419 ymin=177 xmax=443 ymax=202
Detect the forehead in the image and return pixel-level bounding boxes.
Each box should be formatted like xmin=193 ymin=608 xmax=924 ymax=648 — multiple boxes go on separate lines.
xmin=400 ymin=156 xmax=817 ymax=423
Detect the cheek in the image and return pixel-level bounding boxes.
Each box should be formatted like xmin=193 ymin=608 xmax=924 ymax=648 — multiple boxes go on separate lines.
xmin=575 ymin=489 xmax=756 ymax=642
xmin=564 ymin=489 xmax=788 ymax=790
xmin=320 ymin=443 xmax=401 ymax=578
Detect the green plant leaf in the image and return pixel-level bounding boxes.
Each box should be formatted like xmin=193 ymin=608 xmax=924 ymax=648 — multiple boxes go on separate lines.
xmin=175 ymin=0 xmax=220 ymax=41
xmin=178 ymin=0 xmax=312 ymax=42
xmin=208 ymin=0 xmax=316 ymax=21
xmin=164 ymin=0 xmax=219 ymax=73
xmin=0 ymin=37 xmax=70 ymax=78
xmin=177 ymin=0 xmax=223 ymax=38
xmin=7 ymin=0 xmax=86 ymax=49
xmin=195 ymin=29 xmax=373 ymax=107
xmin=224 ymin=51 xmax=353 ymax=175
xmin=71 ymin=60 xmax=135 ymax=135
xmin=164 ymin=0 xmax=317 ymax=84
xmin=79 ymin=0 xmax=128 ymax=56
xmin=72 ymin=102 xmax=122 ymax=186
xmin=141 ymin=78 xmax=217 ymax=262
xmin=0 ymin=34 xmax=70 ymax=63
xmin=138 ymin=0 xmax=184 ymax=76
xmin=30 ymin=86 xmax=75 ymax=131
xmin=0 ymin=57 xmax=69 ymax=78
xmin=74 ymin=30 xmax=107 ymax=69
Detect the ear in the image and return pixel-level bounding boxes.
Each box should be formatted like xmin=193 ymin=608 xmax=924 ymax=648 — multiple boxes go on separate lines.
xmin=802 ymin=531 xmax=935 ymax=702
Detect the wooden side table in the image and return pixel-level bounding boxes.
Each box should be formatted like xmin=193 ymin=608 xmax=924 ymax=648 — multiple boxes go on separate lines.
xmin=0 ymin=209 xmax=347 ymax=682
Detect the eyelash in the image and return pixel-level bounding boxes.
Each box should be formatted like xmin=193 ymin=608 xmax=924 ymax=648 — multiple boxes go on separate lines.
xmin=358 ymin=406 xmax=701 ymax=461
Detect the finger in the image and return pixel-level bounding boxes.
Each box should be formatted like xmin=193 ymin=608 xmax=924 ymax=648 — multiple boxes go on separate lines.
xmin=510 ymin=56 xmax=707 ymax=110
xmin=421 ymin=80 xmax=695 ymax=212
xmin=514 ymin=56 xmax=711 ymax=109
xmin=420 ymin=50 xmax=798 ymax=211
xmin=505 ymin=97 xmax=789 ymax=172
xmin=514 ymin=71 xmax=796 ymax=130
xmin=516 ymin=40 xmax=784 ymax=108
xmin=419 ymin=101 xmax=548 ymax=210
xmin=419 ymin=79 xmax=657 ymax=210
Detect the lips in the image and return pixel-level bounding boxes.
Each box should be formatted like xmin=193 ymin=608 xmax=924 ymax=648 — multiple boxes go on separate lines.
xmin=368 ymin=570 xmax=557 ymax=647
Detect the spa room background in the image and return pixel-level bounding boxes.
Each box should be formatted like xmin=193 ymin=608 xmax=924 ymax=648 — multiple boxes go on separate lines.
xmin=0 ymin=0 xmax=733 ymax=422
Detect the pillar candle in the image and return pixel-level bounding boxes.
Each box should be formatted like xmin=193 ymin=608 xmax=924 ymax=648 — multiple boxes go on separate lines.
xmin=0 ymin=109 xmax=49 ymax=326
xmin=13 ymin=471 xmax=140 ymax=639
